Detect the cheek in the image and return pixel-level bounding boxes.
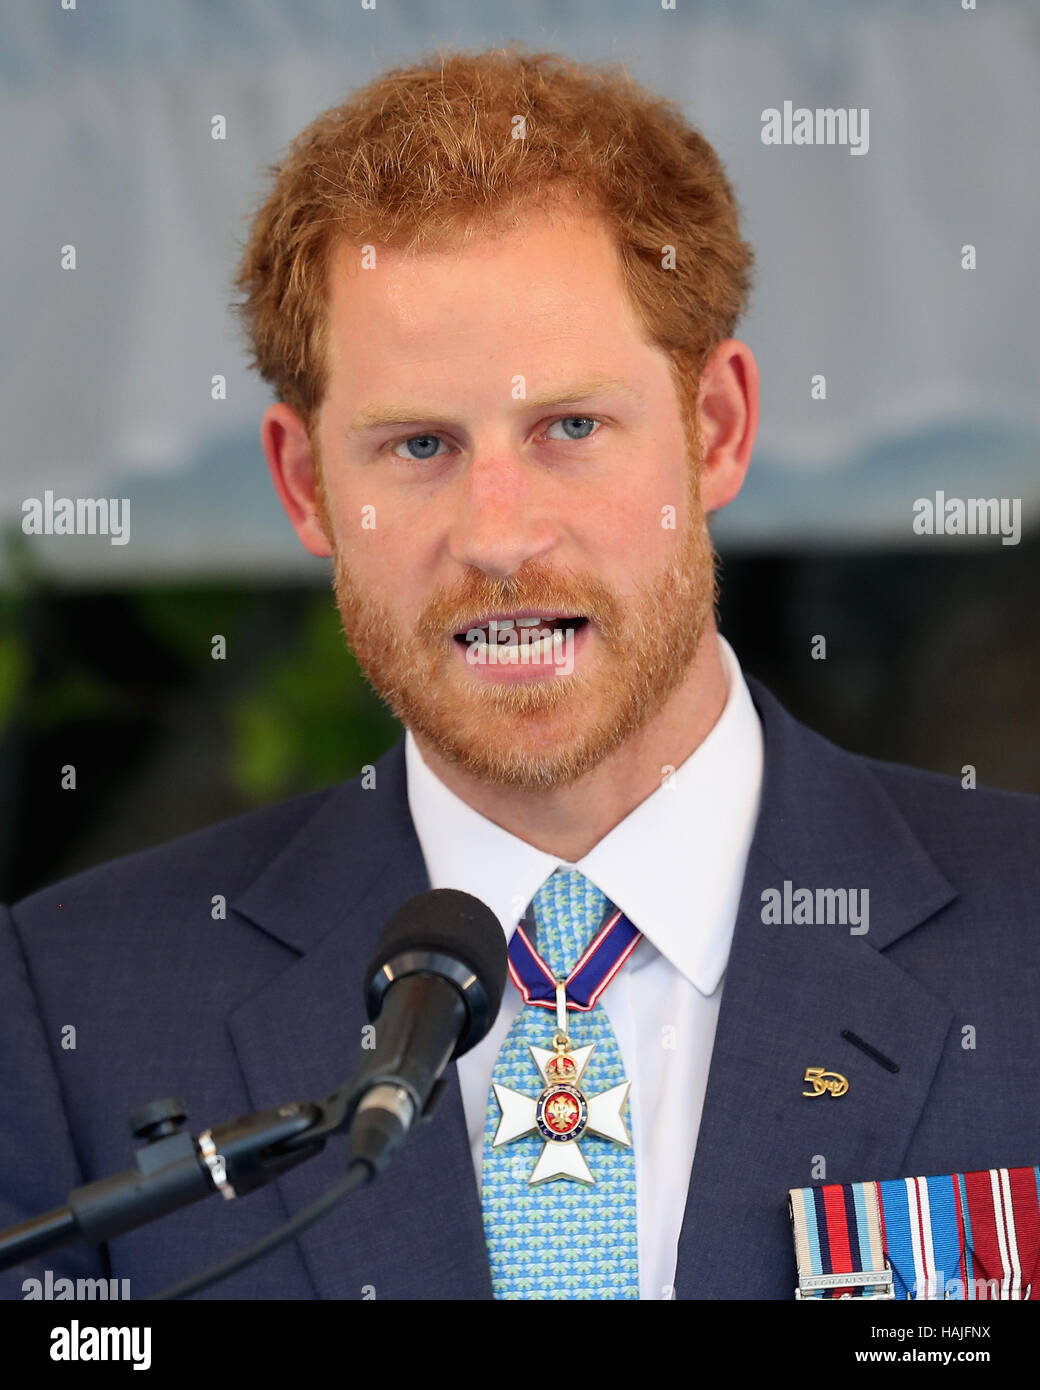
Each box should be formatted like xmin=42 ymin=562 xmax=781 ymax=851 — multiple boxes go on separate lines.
xmin=353 ymin=510 xmax=439 ymax=614
xmin=607 ymin=480 xmax=684 ymax=552
xmin=329 ymin=489 xmax=404 ymax=564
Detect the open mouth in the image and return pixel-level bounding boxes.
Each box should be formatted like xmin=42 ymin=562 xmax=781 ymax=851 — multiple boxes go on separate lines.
xmin=452 ymin=616 xmax=589 ymax=646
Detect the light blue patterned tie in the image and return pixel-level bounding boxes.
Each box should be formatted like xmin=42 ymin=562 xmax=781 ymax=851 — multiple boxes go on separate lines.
xmin=481 ymin=867 xmax=639 ymax=1299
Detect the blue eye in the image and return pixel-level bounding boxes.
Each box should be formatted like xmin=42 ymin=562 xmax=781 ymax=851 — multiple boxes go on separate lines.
xmin=546 ymin=416 xmax=600 ymax=441
xmin=389 ymin=416 xmax=600 ymax=461
xmin=391 ymin=435 xmax=447 ymax=461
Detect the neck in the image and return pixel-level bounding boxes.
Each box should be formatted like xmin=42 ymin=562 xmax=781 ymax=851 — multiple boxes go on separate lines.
xmin=412 ymin=625 xmax=730 ymax=863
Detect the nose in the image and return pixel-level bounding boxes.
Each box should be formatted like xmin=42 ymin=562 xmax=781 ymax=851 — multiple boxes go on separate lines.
xmin=446 ymin=451 xmax=559 ymax=580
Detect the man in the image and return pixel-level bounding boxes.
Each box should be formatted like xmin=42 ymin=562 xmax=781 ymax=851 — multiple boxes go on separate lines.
xmin=2 ymin=48 xmax=1037 ymax=1301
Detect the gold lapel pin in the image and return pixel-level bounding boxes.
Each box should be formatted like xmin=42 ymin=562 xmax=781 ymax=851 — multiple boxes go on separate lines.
xmin=803 ymin=1066 xmax=849 ymax=1097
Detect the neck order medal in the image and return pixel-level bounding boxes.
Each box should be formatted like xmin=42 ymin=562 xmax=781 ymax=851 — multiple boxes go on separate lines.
xmin=491 ymin=973 xmax=633 ymax=1185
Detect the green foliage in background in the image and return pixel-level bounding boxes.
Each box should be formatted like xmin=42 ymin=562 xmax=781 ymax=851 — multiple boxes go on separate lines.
xmin=227 ymin=596 xmax=400 ymax=801
xmin=0 ymin=621 xmax=28 ymax=733
xmin=1 ymin=576 xmax=401 ymax=807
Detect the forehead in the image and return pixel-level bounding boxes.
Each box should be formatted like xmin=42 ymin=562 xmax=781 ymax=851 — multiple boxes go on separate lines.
xmin=322 ymin=207 xmax=654 ymax=390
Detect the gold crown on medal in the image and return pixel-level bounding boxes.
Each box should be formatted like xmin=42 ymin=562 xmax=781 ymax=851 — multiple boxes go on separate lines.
xmin=545 ymin=1053 xmax=579 ymax=1082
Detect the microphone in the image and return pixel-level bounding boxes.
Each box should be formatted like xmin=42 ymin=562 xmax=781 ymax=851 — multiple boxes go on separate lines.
xmin=347 ymin=889 xmax=507 ymax=1176
xmin=0 ymin=889 xmax=507 ymax=1292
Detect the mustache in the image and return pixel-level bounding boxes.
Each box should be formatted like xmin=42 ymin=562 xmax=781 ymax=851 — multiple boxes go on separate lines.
xmin=425 ymin=580 xmax=607 ymax=642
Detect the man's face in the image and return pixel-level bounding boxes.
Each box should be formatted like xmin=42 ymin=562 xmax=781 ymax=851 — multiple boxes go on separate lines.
xmin=310 ymin=205 xmax=717 ymax=791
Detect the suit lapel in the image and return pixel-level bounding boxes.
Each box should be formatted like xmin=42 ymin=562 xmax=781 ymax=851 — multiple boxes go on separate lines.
xmin=224 ymin=677 xmax=960 ymax=1301
xmin=227 ymin=736 xmax=493 ymax=1300
xmin=673 ymin=678 xmax=957 ymax=1298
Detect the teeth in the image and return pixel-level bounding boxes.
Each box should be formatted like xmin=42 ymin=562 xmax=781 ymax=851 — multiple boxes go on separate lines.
xmin=463 ymin=627 xmax=573 ymax=663
xmin=454 ymin=617 xmax=586 ymax=651
xmin=464 ymin=616 xmax=575 ymax=631
xmin=489 ymin=617 xmax=561 ymax=626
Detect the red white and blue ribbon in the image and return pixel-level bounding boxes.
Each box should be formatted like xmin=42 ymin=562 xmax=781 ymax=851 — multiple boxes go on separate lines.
xmin=507 ymin=905 xmax=642 ymax=1012
xmin=790 ymin=1166 xmax=1040 ymax=1299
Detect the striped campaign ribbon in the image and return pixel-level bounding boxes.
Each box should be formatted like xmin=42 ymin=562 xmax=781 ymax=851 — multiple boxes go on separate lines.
xmin=790 ymin=1166 xmax=1040 ymax=1299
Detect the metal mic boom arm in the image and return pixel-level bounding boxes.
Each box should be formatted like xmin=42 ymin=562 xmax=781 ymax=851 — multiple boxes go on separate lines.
xmin=0 ymin=1056 xmax=405 ymax=1275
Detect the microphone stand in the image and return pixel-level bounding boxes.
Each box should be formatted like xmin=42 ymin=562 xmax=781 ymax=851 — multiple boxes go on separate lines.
xmin=1 ymin=936 xmax=491 ymax=1278
xmin=0 ymin=1070 xmax=445 ymax=1274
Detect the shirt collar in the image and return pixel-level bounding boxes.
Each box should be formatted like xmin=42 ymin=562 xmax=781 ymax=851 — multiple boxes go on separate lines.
xmin=403 ymin=633 xmax=763 ymax=997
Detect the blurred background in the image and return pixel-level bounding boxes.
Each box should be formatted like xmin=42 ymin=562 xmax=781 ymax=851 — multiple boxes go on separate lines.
xmin=1 ymin=0 xmax=1037 ymax=903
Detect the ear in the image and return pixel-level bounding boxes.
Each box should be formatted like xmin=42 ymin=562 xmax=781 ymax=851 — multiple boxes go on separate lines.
xmin=696 ymin=340 xmax=759 ymax=516
xmin=261 ymin=402 xmax=333 ymax=557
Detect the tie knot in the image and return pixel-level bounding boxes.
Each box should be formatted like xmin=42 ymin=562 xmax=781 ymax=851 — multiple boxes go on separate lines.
xmin=527 ymin=867 xmax=610 ymax=980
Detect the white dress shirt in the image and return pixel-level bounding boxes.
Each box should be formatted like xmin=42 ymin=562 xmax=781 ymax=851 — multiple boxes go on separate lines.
xmin=403 ymin=632 xmax=764 ymax=1299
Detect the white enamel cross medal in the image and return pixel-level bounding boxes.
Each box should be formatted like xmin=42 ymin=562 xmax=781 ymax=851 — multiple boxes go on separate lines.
xmin=490 ymin=979 xmax=632 ymax=1184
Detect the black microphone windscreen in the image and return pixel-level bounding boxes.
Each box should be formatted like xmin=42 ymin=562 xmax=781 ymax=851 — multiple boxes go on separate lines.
xmin=364 ymin=888 xmax=508 ymax=1019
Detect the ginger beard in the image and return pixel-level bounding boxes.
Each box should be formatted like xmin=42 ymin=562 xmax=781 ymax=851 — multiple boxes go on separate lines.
xmin=320 ymin=419 xmax=718 ymax=791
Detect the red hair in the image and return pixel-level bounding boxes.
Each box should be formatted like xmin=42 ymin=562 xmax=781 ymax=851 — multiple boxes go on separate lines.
xmin=232 ymin=44 xmax=755 ymax=457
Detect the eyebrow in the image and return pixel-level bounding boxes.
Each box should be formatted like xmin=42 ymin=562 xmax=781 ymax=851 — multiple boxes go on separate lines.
xmin=346 ymin=376 xmax=643 ymax=437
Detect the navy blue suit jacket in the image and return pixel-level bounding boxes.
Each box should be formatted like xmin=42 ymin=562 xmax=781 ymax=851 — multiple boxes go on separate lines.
xmin=2 ymin=678 xmax=1038 ymax=1300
